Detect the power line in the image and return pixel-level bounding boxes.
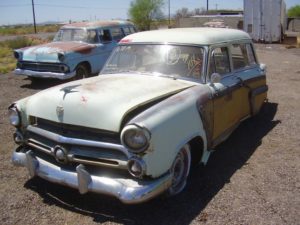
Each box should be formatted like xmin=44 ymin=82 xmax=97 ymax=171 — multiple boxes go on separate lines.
xmin=0 ymin=4 xmax=31 ymax=7
xmin=35 ymin=3 xmax=128 ymax=10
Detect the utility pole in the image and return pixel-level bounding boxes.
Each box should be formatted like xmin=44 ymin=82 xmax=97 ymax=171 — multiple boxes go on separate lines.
xmin=31 ymin=0 xmax=37 ymax=33
xmin=168 ymin=0 xmax=170 ymax=27
xmin=207 ymin=0 xmax=209 ymax=12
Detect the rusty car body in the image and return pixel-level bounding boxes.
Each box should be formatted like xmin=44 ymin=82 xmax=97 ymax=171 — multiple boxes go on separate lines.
xmin=9 ymin=28 xmax=268 ymax=204
xmin=13 ymin=20 xmax=136 ymax=80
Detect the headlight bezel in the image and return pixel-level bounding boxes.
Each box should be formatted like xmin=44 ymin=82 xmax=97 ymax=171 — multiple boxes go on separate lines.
xmin=8 ymin=105 xmax=21 ymax=127
xmin=14 ymin=51 xmax=22 ymax=60
xmin=57 ymin=52 xmax=65 ymax=62
xmin=121 ymin=124 xmax=151 ymax=153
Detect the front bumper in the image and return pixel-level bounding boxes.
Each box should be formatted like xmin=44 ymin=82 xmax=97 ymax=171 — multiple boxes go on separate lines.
xmin=12 ymin=147 xmax=172 ymax=204
xmin=14 ymin=68 xmax=76 ymax=80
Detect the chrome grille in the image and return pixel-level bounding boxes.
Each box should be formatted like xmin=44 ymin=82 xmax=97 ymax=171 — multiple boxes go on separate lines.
xmin=33 ymin=117 xmax=120 ymax=144
xmin=25 ymin=117 xmax=128 ymax=169
xmin=19 ymin=61 xmax=63 ymax=73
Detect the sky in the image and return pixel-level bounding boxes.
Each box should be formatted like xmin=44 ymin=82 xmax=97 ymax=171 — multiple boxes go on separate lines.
xmin=0 ymin=0 xmax=299 ymax=25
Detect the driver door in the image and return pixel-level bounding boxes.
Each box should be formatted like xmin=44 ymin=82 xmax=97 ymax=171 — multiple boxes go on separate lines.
xmin=209 ymin=46 xmax=248 ymax=146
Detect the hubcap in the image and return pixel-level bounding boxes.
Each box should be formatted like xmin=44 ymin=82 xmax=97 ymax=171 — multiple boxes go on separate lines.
xmin=169 ymin=144 xmax=191 ymax=195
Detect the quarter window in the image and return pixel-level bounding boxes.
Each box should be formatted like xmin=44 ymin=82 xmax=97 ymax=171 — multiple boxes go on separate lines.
xmin=209 ymin=47 xmax=230 ymax=76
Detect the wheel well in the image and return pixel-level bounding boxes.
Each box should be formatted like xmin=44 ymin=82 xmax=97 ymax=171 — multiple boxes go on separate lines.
xmin=77 ymin=61 xmax=91 ymax=74
xmin=189 ymin=136 xmax=204 ymax=166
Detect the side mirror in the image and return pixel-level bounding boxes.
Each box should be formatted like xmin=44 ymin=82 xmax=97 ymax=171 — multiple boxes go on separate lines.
xmin=210 ymin=73 xmax=221 ymax=85
xmin=260 ymin=63 xmax=267 ymax=72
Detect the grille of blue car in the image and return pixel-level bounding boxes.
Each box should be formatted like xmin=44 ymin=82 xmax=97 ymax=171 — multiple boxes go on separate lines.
xmin=18 ymin=61 xmax=64 ymax=73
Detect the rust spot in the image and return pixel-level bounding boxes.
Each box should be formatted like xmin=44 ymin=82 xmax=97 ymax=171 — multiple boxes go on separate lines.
xmin=74 ymin=45 xmax=96 ymax=54
xmin=81 ymin=96 xmax=88 ymax=103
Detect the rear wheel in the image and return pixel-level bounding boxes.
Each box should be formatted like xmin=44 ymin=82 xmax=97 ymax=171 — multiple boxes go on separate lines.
xmin=168 ymin=144 xmax=191 ymax=196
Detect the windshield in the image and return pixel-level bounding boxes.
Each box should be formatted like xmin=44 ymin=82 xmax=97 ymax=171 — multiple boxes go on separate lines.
xmin=53 ymin=29 xmax=98 ymax=43
xmin=101 ymin=44 xmax=204 ymax=80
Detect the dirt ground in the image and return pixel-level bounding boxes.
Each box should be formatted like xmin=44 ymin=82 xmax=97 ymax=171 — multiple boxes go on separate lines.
xmin=0 ymin=44 xmax=299 ymax=225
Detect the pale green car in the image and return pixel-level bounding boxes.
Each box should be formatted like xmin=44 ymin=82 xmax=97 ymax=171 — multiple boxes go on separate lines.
xmin=9 ymin=28 xmax=267 ymax=204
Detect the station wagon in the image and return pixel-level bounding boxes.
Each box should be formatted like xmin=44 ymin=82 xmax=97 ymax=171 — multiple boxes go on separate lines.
xmin=9 ymin=28 xmax=268 ymax=204
xmin=13 ymin=20 xmax=136 ymax=80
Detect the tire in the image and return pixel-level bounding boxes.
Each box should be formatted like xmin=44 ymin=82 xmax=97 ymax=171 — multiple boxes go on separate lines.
xmin=75 ymin=64 xmax=89 ymax=80
xmin=168 ymin=144 xmax=191 ymax=196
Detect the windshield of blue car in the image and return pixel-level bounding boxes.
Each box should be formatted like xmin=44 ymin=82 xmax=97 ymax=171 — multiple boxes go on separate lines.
xmin=101 ymin=44 xmax=204 ymax=80
xmin=53 ymin=29 xmax=98 ymax=43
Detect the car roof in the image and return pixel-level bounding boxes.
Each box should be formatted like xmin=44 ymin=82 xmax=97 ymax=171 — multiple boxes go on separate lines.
xmin=62 ymin=20 xmax=134 ymax=29
xmin=121 ymin=28 xmax=251 ymax=45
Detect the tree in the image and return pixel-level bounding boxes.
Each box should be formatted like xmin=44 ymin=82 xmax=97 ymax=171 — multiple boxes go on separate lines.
xmin=129 ymin=0 xmax=164 ymax=31
xmin=174 ymin=7 xmax=192 ymax=20
xmin=288 ymin=5 xmax=300 ymax=17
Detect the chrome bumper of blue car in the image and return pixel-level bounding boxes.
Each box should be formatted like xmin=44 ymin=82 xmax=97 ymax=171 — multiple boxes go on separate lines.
xmin=14 ymin=69 xmax=76 ymax=80
xmin=12 ymin=148 xmax=172 ymax=204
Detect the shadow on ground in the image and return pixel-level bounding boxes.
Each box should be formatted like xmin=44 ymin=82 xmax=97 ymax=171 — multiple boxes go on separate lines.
xmin=24 ymin=102 xmax=280 ymax=225
xmin=20 ymin=78 xmax=64 ymax=90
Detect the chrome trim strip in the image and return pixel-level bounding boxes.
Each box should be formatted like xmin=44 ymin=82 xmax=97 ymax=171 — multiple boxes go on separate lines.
xmin=27 ymin=125 xmax=130 ymax=158
xmin=14 ymin=68 xmax=76 ymax=80
xmin=12 ymin=149 xmax=172 ymax=204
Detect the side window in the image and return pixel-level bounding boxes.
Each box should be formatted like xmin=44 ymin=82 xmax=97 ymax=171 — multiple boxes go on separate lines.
xmin=111 ymin=27 xmax=125 ymax=41
xmin=246 ymin=43 xmax=257 ymax=66
xmin=86 ymin=30 xmax=98 ymax=43
xmin=123 ymin=27 xmax=131 ymax=35
xmin=99 ymin=29 xmax=112 ymax=43
xmin=209 ymin=47 xmax=230 ymax=76
xmin=130 ymin=26 xmax=137 ymax=33
xmin=231 ymin=44 xmax=249 ymax=70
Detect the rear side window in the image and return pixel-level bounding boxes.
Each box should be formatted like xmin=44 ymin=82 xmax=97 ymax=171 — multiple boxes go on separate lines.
xmin=123 ymin=27 xmax=131 ymax=35
xmin=111 ymin=28 xmax=125 ymax=41
xmin=209 ymin=47 xmax=231 ymax=76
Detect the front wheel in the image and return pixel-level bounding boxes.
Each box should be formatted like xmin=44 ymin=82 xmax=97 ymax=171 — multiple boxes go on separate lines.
xmin=74 ymin=64 xmax=89 ymax=80
xmin=168 ymin=144 xmax=191 ymax=196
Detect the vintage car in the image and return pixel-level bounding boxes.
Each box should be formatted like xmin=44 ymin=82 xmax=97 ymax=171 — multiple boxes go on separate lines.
xmin=13 ymin=20 xmax=136 ymax=80
xmin=9 ymin=28 xmax=268 ymax=204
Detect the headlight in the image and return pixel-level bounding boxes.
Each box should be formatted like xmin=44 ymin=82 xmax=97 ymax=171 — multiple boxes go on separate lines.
xmin=8 ymin=106 xmax=21 ymax=127
xmin=121 ymin=125 xmax=150 ymax=153
xmin=127 ymin=156 xmax=146 ymax=178
xmin=58 ymin=53 xmax=65 ymax=62
xmin=14 ymin=51 xmax=20 ymax=59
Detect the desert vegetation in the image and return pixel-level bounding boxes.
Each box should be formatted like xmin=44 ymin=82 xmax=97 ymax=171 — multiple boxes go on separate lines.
xmin=0 ymin=36 xmax=51 ymax=74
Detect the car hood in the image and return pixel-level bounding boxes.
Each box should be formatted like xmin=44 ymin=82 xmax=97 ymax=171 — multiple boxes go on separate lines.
xmin=19 ymin=42 xmax=95 ymax=62
xmin=22 ymin=74 xmax=195 ymax=132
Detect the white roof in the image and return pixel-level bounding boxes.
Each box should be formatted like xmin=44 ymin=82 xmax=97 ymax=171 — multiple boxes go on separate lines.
xmin=121 ymin=28 xmax=251 ymax=45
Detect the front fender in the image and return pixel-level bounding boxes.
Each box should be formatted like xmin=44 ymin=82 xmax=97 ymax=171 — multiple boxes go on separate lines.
xmin=129 ymin=85 xmax=211 ymax=178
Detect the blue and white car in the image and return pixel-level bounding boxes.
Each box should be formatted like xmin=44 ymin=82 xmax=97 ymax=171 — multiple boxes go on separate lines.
xmin=13 ymin=20 xmax=136 ymax=80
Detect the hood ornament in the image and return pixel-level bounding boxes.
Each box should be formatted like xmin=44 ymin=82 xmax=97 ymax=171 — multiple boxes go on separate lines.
xmin=56 ymin=105 xmax=64 ymax=118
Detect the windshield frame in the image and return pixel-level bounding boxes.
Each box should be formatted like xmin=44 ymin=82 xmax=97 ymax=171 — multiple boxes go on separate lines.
xmin=100 ymin=43 xmax=207 ymax=84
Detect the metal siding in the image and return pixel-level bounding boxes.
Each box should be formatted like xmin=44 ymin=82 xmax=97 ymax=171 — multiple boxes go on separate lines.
xmin=244 ymin=0 xmax=285 ymax=42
